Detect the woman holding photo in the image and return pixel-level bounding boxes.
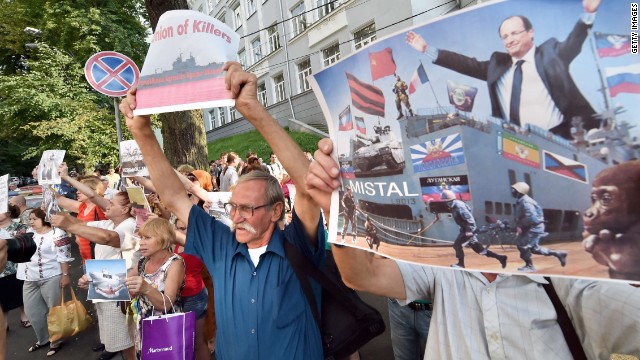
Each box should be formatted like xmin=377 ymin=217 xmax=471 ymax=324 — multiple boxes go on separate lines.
xmin=125 ymin=218 xmax=185 ymax=352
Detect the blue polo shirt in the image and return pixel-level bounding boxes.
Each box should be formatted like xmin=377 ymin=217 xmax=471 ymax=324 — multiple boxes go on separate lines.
xmin=185 ymin=205 xmax=325 ymax=360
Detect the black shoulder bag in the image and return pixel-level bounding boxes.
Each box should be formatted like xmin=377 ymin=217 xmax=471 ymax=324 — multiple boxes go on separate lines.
xmin=284 ymin=240 xmax=385 ymax=360
xmin=542 ymin=277 xmax=587 ymax=360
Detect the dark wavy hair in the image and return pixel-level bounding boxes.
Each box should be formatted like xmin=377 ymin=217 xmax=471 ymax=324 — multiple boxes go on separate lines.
xmin=30 ymin=208 xmax=52 ymax=228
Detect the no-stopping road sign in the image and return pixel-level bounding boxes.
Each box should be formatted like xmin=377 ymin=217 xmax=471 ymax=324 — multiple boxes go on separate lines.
xmin=84 ymin=51 xmax=139 ymax=97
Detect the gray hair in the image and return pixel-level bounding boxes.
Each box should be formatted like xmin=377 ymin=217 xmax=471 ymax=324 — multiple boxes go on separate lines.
xmin=236 ymin=170 xmax=285 ymax=221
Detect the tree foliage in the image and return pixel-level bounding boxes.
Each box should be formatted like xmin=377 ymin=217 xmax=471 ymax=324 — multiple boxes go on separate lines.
xmin=0 ymin=0 xmax=149 ymax=175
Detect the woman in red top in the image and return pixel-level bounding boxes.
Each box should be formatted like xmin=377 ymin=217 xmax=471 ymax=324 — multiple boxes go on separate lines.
xmin=174 ymin=218 xmax=210 ymax=360
xmin=54 ymin=166 xmax=108 ymax=262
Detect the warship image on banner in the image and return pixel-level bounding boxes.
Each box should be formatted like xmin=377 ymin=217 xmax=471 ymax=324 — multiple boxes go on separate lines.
xmin=137 ymin=52 xmax=225 ymax=89
xmin=311 ymin=0 xmax=640 ymax=281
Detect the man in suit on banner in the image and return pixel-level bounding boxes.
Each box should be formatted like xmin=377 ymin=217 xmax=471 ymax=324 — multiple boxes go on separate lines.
xmin=406 ymin=0 xmax=602 ymax=139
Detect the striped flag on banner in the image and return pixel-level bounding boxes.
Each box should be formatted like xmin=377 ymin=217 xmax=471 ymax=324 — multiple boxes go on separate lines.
xmin=355 ymin=116 xmax=366 ymax=135
xmin=605 ymin=64 xmax=640 ymax=97
xmin=346 ymin=73 xmax=385 ymax=117
xmin=409 ymin=63 xmax=429 ymax=94
xmin=338 ymin=105 xmax=353 ymax=131
xmin=594 ymin=32 xmax=631 ymax=58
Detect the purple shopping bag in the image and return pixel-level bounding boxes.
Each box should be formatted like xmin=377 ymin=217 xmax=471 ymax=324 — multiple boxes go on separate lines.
xmin=141 ymin=311 xmax=195 ymax=360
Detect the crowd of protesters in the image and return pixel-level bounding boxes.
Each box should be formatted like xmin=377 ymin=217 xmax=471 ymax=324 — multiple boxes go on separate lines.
xmin=0 ymin=60 xmax=638 ymax=360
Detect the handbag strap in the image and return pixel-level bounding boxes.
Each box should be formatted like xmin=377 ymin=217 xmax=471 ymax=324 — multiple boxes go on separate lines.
xmin=542 ymin=277 xmax=587 ymax=360
xmin=284 ymin=239 xmax=367 ymax=328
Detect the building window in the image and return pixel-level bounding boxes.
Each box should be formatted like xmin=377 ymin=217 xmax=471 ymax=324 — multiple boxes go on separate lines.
xmin=317 ymin=0 xmax=339 ymax=20
xmin=273 ymin=74 xmax=286 ymax=103
xmin=251 ymin=37 xmax=263 ymax=63
xmin=353 ymin=23 xmax=376 ymax=50
xmin=322 ymin=43 xmax=340 ymax=67
xmin=257 ymin=82 xmax=267 ymax=106
xmin=208 ymin=110 xmax=216 ymax=129
xmin=297 ymin=58 xmax=312 ymax=93
xmin=290 ymin=2 xmax=307 ymax=37
xmin=246 ymin=0 xmax=256 ymax=17
xmin=218 ymin=107 xmax=226 ymax=125
xmin=233 ymin=4 xmax=242 ymax=29
xmin=267 ymin=25 xmax=281 ymax=54
xmin=216 ymin=11 xmax=226 ymax=23
xmin=238 ymin=49 xmax=247 ymax=68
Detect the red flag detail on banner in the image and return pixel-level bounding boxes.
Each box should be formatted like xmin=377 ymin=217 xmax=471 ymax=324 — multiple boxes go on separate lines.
xmin=370 ymin=48 xmax=397 ymax=81
xmin=346 ymin=73 xmax=385 ymax=117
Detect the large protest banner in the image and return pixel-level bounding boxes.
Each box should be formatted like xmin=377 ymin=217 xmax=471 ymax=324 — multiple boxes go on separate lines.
xmin=310 ymin=0 xmax=640 ymax=282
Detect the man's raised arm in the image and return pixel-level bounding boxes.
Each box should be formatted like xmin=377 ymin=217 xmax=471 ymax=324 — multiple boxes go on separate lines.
xmin=119 ymin=91 xmax=193 ymax=225
xmin=224 ymin=62 xmax=320 ymax=244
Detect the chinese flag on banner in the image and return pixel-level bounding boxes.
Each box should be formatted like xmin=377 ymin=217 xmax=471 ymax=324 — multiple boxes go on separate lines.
xmin=370 ymin=48 xmax=397 ymax=81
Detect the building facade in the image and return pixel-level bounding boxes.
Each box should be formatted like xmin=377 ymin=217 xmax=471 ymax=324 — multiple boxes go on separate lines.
xmin=187 ymin=0 xmax=479 ymax=142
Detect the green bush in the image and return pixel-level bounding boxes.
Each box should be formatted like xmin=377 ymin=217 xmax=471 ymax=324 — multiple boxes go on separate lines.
xmin=207 ymin=129 xmax=322 ymax=162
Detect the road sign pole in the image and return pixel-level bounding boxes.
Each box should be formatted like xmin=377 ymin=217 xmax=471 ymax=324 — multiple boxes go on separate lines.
xmin=114 ymin=97 xmax=123 ymax=167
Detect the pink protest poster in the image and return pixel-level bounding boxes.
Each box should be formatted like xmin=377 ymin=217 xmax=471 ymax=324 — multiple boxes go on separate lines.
xmin=134 ymin=10 xmax=240 ymax=115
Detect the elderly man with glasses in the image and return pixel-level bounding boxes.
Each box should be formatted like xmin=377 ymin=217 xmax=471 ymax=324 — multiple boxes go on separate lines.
xmin=120 ymin=62 xmax=325 ymax=360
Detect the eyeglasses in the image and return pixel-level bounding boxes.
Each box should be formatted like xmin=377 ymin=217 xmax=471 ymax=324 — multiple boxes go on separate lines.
xmin=223 ymin=202 xmax=272 ymax=218
xmin=500 ymin=29 xmax=527 ymax=41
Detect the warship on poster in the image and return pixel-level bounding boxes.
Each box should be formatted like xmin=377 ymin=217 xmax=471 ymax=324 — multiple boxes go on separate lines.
xmin=310 ymin=0 xmax=640 ymax=282
xmin=137 ymin=53 xmax=225 ymax=89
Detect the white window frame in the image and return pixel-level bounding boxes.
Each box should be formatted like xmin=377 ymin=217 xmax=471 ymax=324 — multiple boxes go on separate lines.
xmin=267 ymin=25 xmax=281 ymax=54
xmin=233 ymin=4 xmax=243 ymax=30
xmin=317 ymin=0 xmax=339 ymax=20
xmin=290 ymin=2 xmax=307 ymax=37
xmin=251 ymin=37 xmax=263 ymax=63
xmin=322 ymin=43 xmax=340 ymax=67
xmin=246 ymin=0 xmax=256 ymax=18
xmin=238 ymin=49 xmax=247 ymax=68
xmin=353 ymin=22 xmax=377 ymax=50
xmin=257 ymin=82 xmax=268 ymax=106
xmin=273 ymin=74 xmax=286 ymax=103
xmin=297 ymin=58 xmax=312 ymax=93
xmin=217 ymin=107 xmax=227 ymax=126
xmin=208 ymin=109 xmax=216 ymax=129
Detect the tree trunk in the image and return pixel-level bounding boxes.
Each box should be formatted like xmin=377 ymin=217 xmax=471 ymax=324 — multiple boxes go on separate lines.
xmin=144 ymin=0 xmax=209 ymax=169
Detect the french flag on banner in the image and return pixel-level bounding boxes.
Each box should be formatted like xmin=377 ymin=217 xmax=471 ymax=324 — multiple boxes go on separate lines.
xmin=355 ymin=116 xmax=367 ymax=135
xmin=409 ymin=63 xmax=429 ymax=94
xmin=605 ymin=64 xmax=640 ymax=97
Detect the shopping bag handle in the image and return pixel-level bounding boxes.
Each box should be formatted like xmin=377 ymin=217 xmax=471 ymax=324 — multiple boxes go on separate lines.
xmin=150 ymin=292 xmax=176 ymax=321
xmin=58 ymin=286 xmax=78 ymax=304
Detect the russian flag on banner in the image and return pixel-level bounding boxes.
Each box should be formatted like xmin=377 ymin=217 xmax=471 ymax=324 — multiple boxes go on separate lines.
xmin=338 ymin=105 xmax=353 ymax=131
xmin=594 ymin=32 xmax=631 ymax=58
xmin=355 ymin=116 xmax=366 ymax=135
xmin=409 ymin=63 xmax=429 ymax=94
xmin=605 ymin=64 xmax=640 ymax=97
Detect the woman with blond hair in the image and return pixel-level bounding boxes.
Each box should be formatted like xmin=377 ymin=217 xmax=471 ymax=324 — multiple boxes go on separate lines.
xmin=125 ymin=218 xmax=185 ymax=352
